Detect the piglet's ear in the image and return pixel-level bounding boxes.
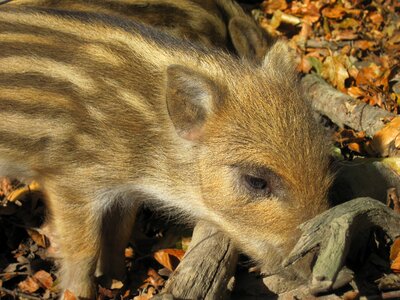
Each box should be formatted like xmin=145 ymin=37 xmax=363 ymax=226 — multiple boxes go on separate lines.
xmin=228 ymin=16 xmax=273 ymax=65
xmin=166 ymin=65 xmax=219 ymax=141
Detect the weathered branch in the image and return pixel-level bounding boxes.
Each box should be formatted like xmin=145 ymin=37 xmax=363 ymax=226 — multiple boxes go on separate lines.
xmin=154 ymin=221 xmax=238 ymax=300
xmin=0 ymin=287 xmax=42 ymax=300
xmin=284 ymin=197 xmax=400 ymax=294
xmin=302 ymin=74 xmax=395 ymax=137
xmin=305 ymin=39 xmax=352 ymax=50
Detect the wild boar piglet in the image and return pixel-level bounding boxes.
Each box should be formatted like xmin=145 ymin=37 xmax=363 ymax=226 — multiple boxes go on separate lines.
xmin=0 ymin=7 xmax=332 ymax=298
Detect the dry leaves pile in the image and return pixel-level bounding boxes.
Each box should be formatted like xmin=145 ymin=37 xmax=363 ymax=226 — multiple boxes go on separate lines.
xmin=260 ymin=0 xmax=399 ymax=156
xmin=0 ymin=178 xmax=190 ymax=299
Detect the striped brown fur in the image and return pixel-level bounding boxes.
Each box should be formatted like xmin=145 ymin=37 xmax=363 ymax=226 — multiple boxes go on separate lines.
xmin=4 ymin=0 xmax=272 ymax=62
xmin=0 ymin=5 xmax=332 ymax=299
xmin=5 ymin=0 xmax=228 ymax=48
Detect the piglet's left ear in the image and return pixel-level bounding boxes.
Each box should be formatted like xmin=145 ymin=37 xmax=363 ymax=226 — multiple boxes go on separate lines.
xmin=166 ymin=64 xmax=219 ymax=141
xmin=228 ymin=16 xmax=272 ymax=65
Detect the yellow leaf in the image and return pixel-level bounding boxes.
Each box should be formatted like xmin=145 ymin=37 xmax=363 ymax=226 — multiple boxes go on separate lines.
xmin=111 ymin=279 xmax=124 ymax=290
xmin=6 ymin=181 xmax=41 ymax=202
xmin=321 ymin=55 xmax=350 ymax=91
xmin=371 ymin=117 xmax=400 ymax=156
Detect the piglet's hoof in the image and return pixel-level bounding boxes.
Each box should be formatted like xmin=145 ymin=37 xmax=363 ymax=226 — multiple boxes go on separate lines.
xmin=284 ymin=197 xmax=400 ymax=294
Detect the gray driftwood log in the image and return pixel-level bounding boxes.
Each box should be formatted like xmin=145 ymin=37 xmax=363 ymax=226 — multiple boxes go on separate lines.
xmin=302 ymin=74 xmax=396 ymax=137
xmin=284 ymin=197 xmax=400 ymax=294
xmin=154 ymin=220 xmax=238 ymax=300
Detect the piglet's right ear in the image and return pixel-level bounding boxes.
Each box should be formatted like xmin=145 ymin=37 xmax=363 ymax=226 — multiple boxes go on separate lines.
xmin=166 ymin=65 xmax=219 ymax=141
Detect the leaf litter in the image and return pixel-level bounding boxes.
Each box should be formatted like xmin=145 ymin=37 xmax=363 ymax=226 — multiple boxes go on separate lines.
xmin=0 ymin=176 xmax=192 ymax=299
xmin=259 ymin=0 xmax=399 ymax=157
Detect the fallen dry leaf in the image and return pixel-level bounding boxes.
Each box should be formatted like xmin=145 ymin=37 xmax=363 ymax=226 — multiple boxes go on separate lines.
xmin=331 ymin=30 xmax=358 ymax=41
xmin=145 ymin=268 xmax=165 ymax=288
xmin=27 ymin=228 xmax=49 ymax=248
xmin=356 ymin=63 xmax=388 ymax=90
xmin=98 ymin=285 xmax=114 ymax=298
xmin=371 ymin=117 xmax=400 ymax=156
xmin=18 ymin=276 xmax=40 ymax=293
xmin=322 ymin=6 xmax=346 ymax=19
xmin=354 ymin=40 xmax=376 ymax=51
xmin=63 ymin=289 xmax=77 ymax=300
xmin=262 ymin=0 xmax=287 ymax=15
xmin=368 ymin=11 xmax=384 ymax=26
xmin=347 ymin=86 xmax=365 ymax=98
xmin=335 ymin=18 xmax=359 ymax=30
xmin=133 ymin=296 xmax=151 ymax=300
xmin=110 ymin=279 xmax=124 ymax=290
xmin=6 ymin=181 xmax=41 ymax=202
xmin=321 ymin=54 xmax=350 ymax=91
xmin=153 ymin=249 xmax=185 ymax=271
xmin=33 ymin=270 xmax=53 ymax=290
xmin=125 ymin=246 xmax=134 ymax=258
xmin=347 ymin=142 xmax=362 ymax=154
xmin=342 ymin=290 xmax=359 ymax=300
xmin=392 ymin=253 xmax=400 ymax=273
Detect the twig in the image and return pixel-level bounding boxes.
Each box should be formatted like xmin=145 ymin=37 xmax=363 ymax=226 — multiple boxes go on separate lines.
xmin=382 ymin=290 xmax=400 ymax=299
xmin=0 ymin=286 xmax=42 ymax=300
xmin=0 ymin=271 xmax=30 ymax=277
xmin=271 ymin=11 xmax=301 ymax=26
xmin=306 ymin=39 xmax=352 ymax=50
xmin=302 ymin=74 xmax=396 ymax=137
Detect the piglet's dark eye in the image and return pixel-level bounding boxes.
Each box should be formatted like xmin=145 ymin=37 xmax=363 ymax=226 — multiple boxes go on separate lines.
xmin=243 ymin=175 xmax=271 ymax=195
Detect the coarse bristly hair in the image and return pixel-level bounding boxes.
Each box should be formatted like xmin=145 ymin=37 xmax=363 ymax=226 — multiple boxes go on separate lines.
xmin=0 ymin=3 xmax=333 ymax=298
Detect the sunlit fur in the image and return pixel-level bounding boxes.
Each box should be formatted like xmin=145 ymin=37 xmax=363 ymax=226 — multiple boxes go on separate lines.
xmin=7 ymin=0 xmax=228 ymax=48
xmin=5 ymin=0 xmax=268 ymax=61
xmin=0 ymin=5 xmax=332 ymax=298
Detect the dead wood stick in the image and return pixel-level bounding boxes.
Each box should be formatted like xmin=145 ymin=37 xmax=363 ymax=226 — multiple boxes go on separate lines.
xmin=155 ymin=220 xmax=238 ymax=300
xmin=284 ymin=197 xmax=400 ymax=294
xmin=305 ymin=39 xmax=351 ymax=50
xmin=382 ymin=290 xmax=400 ymax=299
xmin=0 ymin=286 xmax=42 ymax=300
xmin=302 ymin=74 xmax=396 ymax=137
